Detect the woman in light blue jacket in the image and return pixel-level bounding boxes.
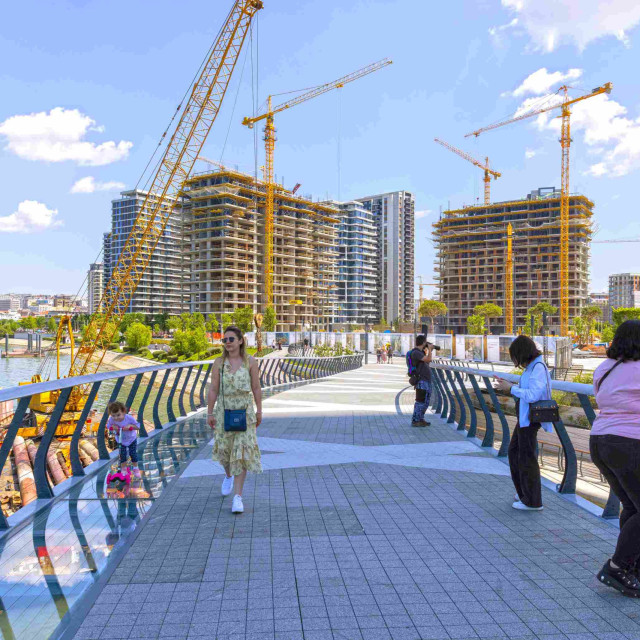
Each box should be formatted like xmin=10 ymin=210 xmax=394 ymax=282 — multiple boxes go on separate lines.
xmin=496 ymin=335 xmax=553 ymax=511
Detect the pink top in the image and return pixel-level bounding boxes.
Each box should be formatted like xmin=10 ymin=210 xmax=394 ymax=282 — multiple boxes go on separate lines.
xmin=106 ymin=414 xmax=139 ymax=446
xmin=592 ymin=359 xmax=640 ymax=439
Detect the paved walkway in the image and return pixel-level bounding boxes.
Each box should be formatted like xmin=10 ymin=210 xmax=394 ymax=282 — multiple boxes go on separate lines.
xmin=73 ymin=363 xmax=637 ymax=640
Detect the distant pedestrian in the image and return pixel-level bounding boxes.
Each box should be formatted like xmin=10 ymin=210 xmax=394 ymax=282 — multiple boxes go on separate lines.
xmin=208 ymin=326 xmax=262 ymax=514
xmin=408 ymin=335 xmax=434 ymax=427
xmin=376 ymin=348 xmax=382 ymax=364
xmin=589 ymin=320 xmax=640 ymax=597
xmin=381 ymin=349 xmax=387 ymax=364
xmin=387 ymin=345 xmax=393 ymax=364
xmin=496 ymin=335 xmax=553 ymax=512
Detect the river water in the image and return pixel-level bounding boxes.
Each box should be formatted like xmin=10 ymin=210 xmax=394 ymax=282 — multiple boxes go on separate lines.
xmin=0 ymin=354 xmax=72 ymax=390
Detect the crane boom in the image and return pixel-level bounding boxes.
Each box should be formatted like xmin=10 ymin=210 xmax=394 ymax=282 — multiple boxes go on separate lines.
xmin=241 ymin=58 xmax=392 ymax=308
xmin=70 ymin=0 xmax=263 ymax=378
xmin=463 ymin=82 xmax=612 ymax=336
xmin=434 ymin=137 xmax=500 ymax=204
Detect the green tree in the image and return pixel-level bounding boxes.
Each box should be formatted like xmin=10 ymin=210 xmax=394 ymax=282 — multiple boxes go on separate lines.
xmin=231 ymin=306 xmax=254 ymax=333
xmin=125 ymin=322 xmax=152 ymax=351
xmin=418 ymin=300 xmax=448 ymax=331
xmin=171 ymin=327 xmax=208 ymax=356
xmin=262 ymin=306 xmax=277 ymax=332
xmin=581 ymin=305 xmax=602 ymax=344
xmin=153 ymin=312 xmax=169 ymax=332
xmin=601 ymin=324 xmax=615 ymax=344
xmin=379 ymin=317 xmax=387 ymax=326
xmin=391 ymin=317 xmax=401 ymax=331
xmin=47 ymin=318 xmax=57 ymax=334
xmin=221 ymin=313 xmax=233 ymax=331
xmin=167 ymin=316 xmax=182 ymax=332
xmin=83 ymin=320 xmax=119 ymax=348
xmin=572 ymin=316 xmax=589 ymax=346
xmin=612 ymin=307 xmax=640 ymax=327
xmin=20 ymin=316 xmax=38 ymax=330
xmin=524 ymin=302 xmax=558 ymax=335
xmin=120 ymin=313 xmax=146 ymax=334
xmin=467 ymin=314 xmax=485 ymax=335
xmin=473 ymin=303 xmax=502 ymax=335
xmin=35 ymin=316 xmax=48 ymax=329
xmin=206 ymin=314 xmax=220 ymax=334
xmin=153 ymin=323 xmax=161 ymax=335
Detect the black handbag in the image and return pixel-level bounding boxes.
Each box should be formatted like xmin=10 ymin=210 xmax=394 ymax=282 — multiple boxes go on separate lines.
xmin=221 ymin=363 xmax=247 ymax=432
xmin=529 ymin=362 xmax=560 ymax=423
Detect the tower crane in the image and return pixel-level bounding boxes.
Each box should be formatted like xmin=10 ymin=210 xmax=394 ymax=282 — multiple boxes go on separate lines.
xmin=505 ymin=223 xmax=514 ymax=335
xmin=434 ymin=138 xmax=500 ymax=205
xmin=466 ymin=82 xmax=613 ymax=336
xmin=198 ymin=155 xmax=231 ymax=172
xmin=70 ymin=0 xmax=263 ymax=380
xmin=241 ymin=58 xmax=392 ymax=307
xmin=416 ymin=276 xmax=437 ymax=306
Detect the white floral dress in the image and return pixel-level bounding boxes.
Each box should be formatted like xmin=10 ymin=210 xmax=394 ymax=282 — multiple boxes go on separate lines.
xmin=212 ymin=360 xmax=262 ymax=476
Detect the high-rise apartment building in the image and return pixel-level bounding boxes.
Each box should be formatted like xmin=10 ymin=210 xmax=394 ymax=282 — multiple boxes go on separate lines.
xmin=326 ymin=200 xmax=378 ymax=326
xmin=103 ymin=190 xmax=185 ymax=316
xmin=356 ymin=191 xmax=415 ymax=322
xmin=87 ymin=263 xmax=104 ymax=315
xmin=434 ymin=187 xmax=592 ymax=333
xmin=0 ymin=295 xmax=20 ymax=312
xmin=609 ymin=273 xmax=640 ymax=309
xmin=587 ymin=291 xmax=611 ymax=323
xmin=182 ymin=169 xmax=339 ymax=330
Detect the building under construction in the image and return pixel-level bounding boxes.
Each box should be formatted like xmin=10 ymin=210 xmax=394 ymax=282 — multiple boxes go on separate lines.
xmin=434 ymin=187 xmax=592 ymax=333
xmin=182 ymin=169 xmax=340 ymax=330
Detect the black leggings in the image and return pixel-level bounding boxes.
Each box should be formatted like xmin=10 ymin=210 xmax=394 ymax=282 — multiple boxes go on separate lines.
xmin=590 ymin=434 xmax=640 ymax=570
xmin=508 ymin=423 xmax=542 ymax=508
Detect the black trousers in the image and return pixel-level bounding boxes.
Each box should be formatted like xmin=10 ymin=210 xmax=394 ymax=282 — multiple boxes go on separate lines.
xmin=508 ymin=423 xmax=542 ymax=508
xmin=590 ymin=434 xmax=640 ymax=570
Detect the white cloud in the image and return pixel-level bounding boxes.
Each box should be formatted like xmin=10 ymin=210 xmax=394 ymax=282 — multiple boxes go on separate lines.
xmin=511 ymin=68 xmax=582 ymax=97
xmin=415 ymin=210 xmax=432 ymax=219
xmin=0 ymin=107 xmax=132 ymax=166
xmin=497 ymin=0 xmax=640 ymax=51
xmin=512 ymin=81 xmax=640 ymax=177
xmin=0 ymin=200 xmax=62 ymax=233
xmin=70 ymin=176 xmax=126 ymax=194
xmin=525 ymin=149 xmax=537 ymax=159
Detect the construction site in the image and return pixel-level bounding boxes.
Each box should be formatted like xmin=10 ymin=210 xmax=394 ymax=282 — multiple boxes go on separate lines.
xmin=182 ymin=168 xmax=340 ymax=331
xmin=434 ymin=187 xmax=593 ymax=334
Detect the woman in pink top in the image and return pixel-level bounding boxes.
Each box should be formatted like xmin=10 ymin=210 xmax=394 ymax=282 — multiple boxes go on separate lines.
xmin=590 ymin=320 xmax=640 ymax=598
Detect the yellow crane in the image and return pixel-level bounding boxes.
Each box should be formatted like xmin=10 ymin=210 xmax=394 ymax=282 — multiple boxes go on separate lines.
xmin=416 ymin=276 xmax=437 ymax=306
xmin=69 ymin=0 xmax=263 ymax=381
xmin=241 ymin=58 xmax=392 ymax=307
xmin=434 ymin=138 xmax=500 ymax=204
xmin=466 ymin=82 xmax=613 ymax=336
xmin=505 ymin=223 xmax=514 ymax=335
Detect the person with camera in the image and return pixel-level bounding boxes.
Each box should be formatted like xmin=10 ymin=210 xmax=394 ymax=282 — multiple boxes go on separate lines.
xmin=408 ymin=335 xmax=436 ymax=427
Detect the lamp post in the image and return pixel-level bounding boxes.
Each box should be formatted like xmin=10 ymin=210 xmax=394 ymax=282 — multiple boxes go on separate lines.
xmin=364 ymin=316 xmax=370 ymax=365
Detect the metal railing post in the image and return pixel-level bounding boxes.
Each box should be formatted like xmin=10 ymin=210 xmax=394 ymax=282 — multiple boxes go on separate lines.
xmin=483 ymin=377 xmax=510 ymax=457
xmin=166 ymin=368 xmax=183 ymax=423
xmin=136 ymin=370 xmax=157 ymax=438
xmin=153 ymin=369 xmax=171 ymax=430
xmin=189 ymin=365 xmax=203 ymax=412
xmin=34 ymin=387 xmax=74 ymax=499
xmin=70 ymin=382 xmax=101 ymax=476
xmin=553 ymin=419 xmax=578 ymax=494
xmin=431 ymin=370 xmax=443 ymax=415
xmin=447 ymin=370 xmax=466 ymax=431
xmin=124 ymin=373 xmax=143 ymax=414
xmin=468 ymin=373 xmax=494 ymax=448
xmin=454 ymin=370 xmax=477 ymax=438
xmin=199 ymin=364 xmax=212 ymax=408
xmin=178 ymin=366 xmax=192 ymax=417
xmin=434 ymin=370 xmax=449 ymax=419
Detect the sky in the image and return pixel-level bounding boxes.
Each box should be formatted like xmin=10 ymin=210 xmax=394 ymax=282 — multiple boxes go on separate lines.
xmin=1 ymin=0 xmax=640 ymax=296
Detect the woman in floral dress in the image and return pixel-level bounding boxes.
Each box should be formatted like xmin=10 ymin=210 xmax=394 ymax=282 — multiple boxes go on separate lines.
xmin=207 ymin=326 xmax=262 ymax=514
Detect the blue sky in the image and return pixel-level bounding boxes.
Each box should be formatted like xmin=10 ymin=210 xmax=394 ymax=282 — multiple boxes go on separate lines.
xmin=1 ymin=0 xmax=640 ymax=296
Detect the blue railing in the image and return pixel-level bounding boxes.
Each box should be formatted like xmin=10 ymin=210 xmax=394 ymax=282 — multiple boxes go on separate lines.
xmin=0 ymin=354 xmax=363 ymax=531
xmin=429 ymin=361 xmax=619 ymax=519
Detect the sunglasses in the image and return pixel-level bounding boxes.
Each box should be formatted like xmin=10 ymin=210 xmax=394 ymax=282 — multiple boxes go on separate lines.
xmin=222 ymin=337 xmax=236 ymax=344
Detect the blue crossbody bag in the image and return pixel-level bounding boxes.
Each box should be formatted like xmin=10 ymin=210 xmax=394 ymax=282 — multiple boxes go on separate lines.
xmin=221 ymin=363 xmax=247 ymax=432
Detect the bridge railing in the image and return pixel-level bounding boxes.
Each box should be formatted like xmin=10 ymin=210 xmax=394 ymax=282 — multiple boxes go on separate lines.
xmin=0 ymin=354 xmax=363 ymax=531
xmin=428 ymin=362 xmax=619 ymax=519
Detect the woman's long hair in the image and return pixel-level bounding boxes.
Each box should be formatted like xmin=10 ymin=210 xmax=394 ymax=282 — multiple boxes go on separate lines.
xmin=508 ymin=335 xmax=542 ymax=368
xmin=607 ymin=320 xmax=640 ymax=362
xmin=221 ymin=325 xmax=248 ymax=363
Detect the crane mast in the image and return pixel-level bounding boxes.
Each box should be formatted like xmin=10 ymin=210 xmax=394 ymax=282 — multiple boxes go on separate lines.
xmin=434 ymin=138 xmax=500 ymax=204
xmin=466 ymin=82 xmax=612 ymax=336
xmin=242 ymin=58 xmax=392 ymax=308
xmin=70 ymin=0 xmax=263 ymax=378
xmin=505 ymin=223 xmax=514 ymax=335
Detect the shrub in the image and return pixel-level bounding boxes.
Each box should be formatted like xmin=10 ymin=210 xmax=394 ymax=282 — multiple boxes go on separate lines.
xmin=166 ymin=354 xmax=178 ymax=363
xmin=177 ymin=355 xmax=188 ymax=362
xmin=206 ymin=346 xmax=223 ymax=357
xmin=137 ymin=348 xmax=153 ymax=359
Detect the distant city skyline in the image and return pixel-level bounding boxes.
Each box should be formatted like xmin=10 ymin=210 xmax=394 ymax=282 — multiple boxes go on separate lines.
xmin=1 ymin=0 xmax=640 ymax=295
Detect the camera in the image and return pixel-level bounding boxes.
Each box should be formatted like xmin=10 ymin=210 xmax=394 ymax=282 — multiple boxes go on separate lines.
xmin=427 ymin=342 xmax=441 ymax=351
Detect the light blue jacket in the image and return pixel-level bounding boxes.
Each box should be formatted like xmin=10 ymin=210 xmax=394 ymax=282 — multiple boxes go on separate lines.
xmin=511 ymin=356 xmax=554 ymax=433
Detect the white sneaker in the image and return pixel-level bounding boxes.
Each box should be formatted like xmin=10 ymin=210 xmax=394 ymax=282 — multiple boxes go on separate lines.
xmin=232 ymin=495 xmax=244 ymax=514
xmin=512 ymin=500 xmax=543 ymax=511
xmin=221 ymin=475 xmax=234 ymax=496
